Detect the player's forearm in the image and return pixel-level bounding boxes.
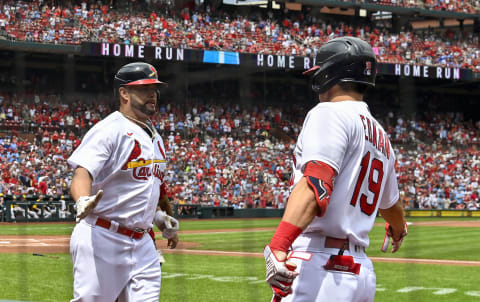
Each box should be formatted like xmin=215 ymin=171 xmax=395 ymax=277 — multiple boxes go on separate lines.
xmin=379 ymin=200 xmax=406 ymax=239
xmin=282 ymin=177 xmax=319 ymax=230
xmin=158 ymin=195 xmax=173 ymax=216
xmin=270 ymin=177 xmax=318 ymax=260
xmin=70 ymin=167 xmax=93 ymax=201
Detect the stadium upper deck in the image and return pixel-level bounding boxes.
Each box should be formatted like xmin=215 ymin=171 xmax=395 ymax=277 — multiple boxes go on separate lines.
xmin=0 ymin=0 xmax=479 ymax=72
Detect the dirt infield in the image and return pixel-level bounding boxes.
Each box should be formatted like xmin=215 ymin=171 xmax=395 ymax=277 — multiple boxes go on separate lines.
xmin=0 ymin=235 xmax=200 ymax=254
xmin=0 ymin=220 xmax=479 ymax=266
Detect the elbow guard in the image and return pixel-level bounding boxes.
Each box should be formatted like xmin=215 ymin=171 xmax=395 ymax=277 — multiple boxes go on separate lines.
xmin=303 ymin=161 xmax=336 ymax=217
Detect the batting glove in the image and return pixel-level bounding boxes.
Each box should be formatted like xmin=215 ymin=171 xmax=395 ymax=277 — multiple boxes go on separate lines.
xmin=381 ymin=221 xmax=408 ymax=253
xmin=74 ymin=190 xmax=103 ymax=223
xmin=264 ymin=245 xmax=298 ymax=298
xmin=154 ymin=210 xmax=179 ymax=240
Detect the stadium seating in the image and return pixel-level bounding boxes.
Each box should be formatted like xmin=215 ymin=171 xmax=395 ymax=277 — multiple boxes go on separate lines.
xmin=0 ymin=1 xmax=479 ymax=72
xmin=0 ymin=1 xmax=478 ymax=212
xmin=0 ymin=93 xmax=478 ymax=211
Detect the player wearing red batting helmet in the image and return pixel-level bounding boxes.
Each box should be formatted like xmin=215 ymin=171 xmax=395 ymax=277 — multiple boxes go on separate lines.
xmin=68 ymin=61 xmax=178 ymax=302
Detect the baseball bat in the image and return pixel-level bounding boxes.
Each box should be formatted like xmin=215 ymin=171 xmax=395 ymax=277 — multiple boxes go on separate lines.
xmin=381 ymin=233 xmax=390 ymax=252
xmin=32 ymin=253 xmax=60 ymax=259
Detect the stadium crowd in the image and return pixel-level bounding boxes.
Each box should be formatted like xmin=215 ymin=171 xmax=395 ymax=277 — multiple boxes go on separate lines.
xmin=1 ymin=0 xmax=479 ymax=71
xmin=422 ymin=0 xmax=480 ymax=14
xmin=0 ymin=93 xmax=299 ymax=214
xmin=396 ymin=144 xmax=480 ymax=211
xmin=369 ymin=0 xmax=480 ymax=13
xmin=0 ymin=91 xmax=478 ymax=218
xmin=0 ymin=0 xmax=479 ymax=220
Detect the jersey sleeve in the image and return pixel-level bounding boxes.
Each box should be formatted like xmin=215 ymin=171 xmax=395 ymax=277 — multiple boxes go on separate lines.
xmin=299 ymin=107 xmax=349 ymax=173
xmin=67 ymin=125 xmax=114 ymax=182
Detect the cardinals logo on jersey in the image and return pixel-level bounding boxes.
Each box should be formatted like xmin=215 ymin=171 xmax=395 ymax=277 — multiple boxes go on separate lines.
xmin=121 ymin=138 xmax=166 ymax=181
xmin=122 ymin=139 xmax=142 ymax=170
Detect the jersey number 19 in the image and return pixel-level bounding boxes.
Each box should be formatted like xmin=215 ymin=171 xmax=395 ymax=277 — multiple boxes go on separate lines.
xmin=350 ymin=151 xmax=384 ymax=216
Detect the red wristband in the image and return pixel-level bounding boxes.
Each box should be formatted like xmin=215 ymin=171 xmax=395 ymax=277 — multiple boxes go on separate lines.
xmin=269 ymin=221 xmax=303 ymax=253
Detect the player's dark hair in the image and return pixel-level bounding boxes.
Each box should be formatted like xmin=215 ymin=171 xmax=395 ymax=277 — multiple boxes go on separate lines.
xmin=338 ymin=82 xmax=369 ymax=95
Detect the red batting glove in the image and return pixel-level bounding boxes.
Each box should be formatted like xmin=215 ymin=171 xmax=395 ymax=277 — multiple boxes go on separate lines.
xmin=272 ymin=262 xmax=297 ymax=301
xmin=381 ymin=222 xmax=408 ymax=253
xmin=264 ymin=246 xmax=298 ymax=299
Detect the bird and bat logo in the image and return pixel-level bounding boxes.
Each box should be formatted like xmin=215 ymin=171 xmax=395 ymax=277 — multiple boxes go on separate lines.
xmin=148 ymin=65 xmax=158 ymax=78
xmin=121 ymin=139 xmax=165 ymax=181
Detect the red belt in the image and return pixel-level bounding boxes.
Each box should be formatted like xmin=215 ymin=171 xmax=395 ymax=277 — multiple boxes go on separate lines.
xmin=95 ymin=217 xmax=148 ymax=239
xmin=325 ymin=236 xmax=350 ymax=250
xmin=324 ymin=236 xmax=362 ymax=275
xmin=325 ymin=236 xmax=364 ymax=252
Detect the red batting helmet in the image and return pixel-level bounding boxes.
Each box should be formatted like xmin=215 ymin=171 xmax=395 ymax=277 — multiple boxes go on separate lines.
xmin=114 ymin=62 xmax=167 ymax=93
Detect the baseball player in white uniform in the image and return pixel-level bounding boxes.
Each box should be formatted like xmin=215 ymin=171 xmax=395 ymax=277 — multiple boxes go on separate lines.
xmin=264 ymin=37 xmax=408 ymax=302
xmin=68 ymin=62 xmax=179 ymax=302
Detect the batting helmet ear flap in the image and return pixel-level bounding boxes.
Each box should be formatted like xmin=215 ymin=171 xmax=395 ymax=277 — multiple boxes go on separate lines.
xmin=312 ymin=66 xmax=336 ymax=94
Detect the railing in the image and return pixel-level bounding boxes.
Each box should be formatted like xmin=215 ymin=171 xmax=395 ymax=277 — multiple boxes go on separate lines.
xmin=2 ymin=201 xmax=476 ymax=223
xmin=404 ymin=209 xmax=480 ymax=217
xmin=2 ymin=197 xmax=76 ymax=222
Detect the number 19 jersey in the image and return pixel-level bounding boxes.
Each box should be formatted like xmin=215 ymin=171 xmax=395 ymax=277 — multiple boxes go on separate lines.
xmin=291 ymin=101 xmax=399 ymax=248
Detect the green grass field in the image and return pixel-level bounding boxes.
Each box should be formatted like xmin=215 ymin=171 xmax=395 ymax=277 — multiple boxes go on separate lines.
xmin=0 ymin=218 xmax=479 ymax=301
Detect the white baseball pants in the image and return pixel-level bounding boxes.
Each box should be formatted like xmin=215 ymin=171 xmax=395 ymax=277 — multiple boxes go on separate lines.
xmin=272 ymin=233 xmax=376 ymax=302
xmin=70 ymin=219 xmax=161 ymax=302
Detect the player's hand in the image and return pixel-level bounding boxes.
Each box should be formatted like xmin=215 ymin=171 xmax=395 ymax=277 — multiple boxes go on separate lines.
xmin=381 ymin=222 xmax=408 ymax=253
xmin=167 ymin=233 xmax=179 ymax=249
xmin=264 ymin=245 xmax=298 ymax=298
xmin=154 ymin=210 xmax=180 ymax=240
xmin=154 ymin=210 xmax=168 ymax=228
xmin=74 ymin=190 xmax=103 ymax=223
xmin=162 ymin=215 xmax=179 ymax=239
